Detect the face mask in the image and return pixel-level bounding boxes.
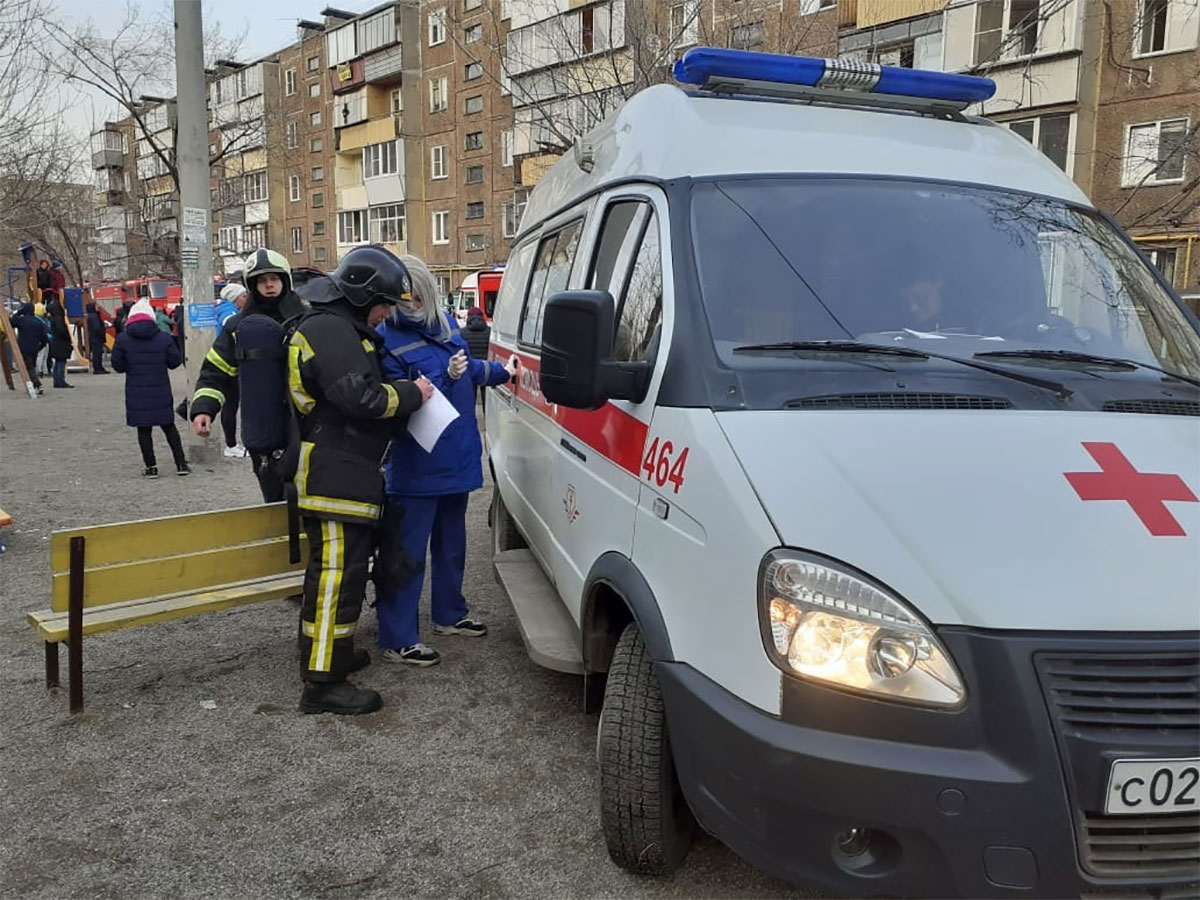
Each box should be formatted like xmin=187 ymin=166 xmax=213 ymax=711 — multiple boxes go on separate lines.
xmin=396 ymin=298 xmax=424 ymax=322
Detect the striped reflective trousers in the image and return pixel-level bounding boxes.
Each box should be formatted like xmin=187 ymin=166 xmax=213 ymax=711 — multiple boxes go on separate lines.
xmin=298 ymin=516 xmax=374 ymax=682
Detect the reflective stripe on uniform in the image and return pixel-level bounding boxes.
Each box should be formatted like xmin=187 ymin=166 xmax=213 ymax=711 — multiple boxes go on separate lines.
xmin=288 ymin=332 xmax=316 ymax=414
xmin=390 ymin=339 xmax=428 ymax=357
xmin=308 ymin=519 xmax=344 ymax=673
xmin=296 ymin=441 xmax=314 ymax=497
xmin=298 ymin=496 xmax=381 ymax=519
xmin=360 ymin=338 xmax=375 ymax=353
xmin=301 ymin=619 xmax=355 ymax=639
xmin=194 ymin=387 xmax=226 ymax=406
xmin=379 ymin=383 xmax=399 ymax=418
xmin=205 ymin=346 xmax=237 ymax=377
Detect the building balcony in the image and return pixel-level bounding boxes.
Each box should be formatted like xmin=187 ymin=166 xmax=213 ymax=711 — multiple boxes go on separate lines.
xmin=92 ymin=148 xmax=125 ymax=169
xmin=330 ymin=59 xmax=366 ymax=95
xmin=93 ymin=189 xmax=128 ymax=208
xmin=337 ymin=115 xmax=398 ymax=152
xmin=364 ymin=44 xmax=403 ymax=85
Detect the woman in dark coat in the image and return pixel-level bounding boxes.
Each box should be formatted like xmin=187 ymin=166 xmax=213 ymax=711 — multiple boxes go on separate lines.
xmin=85 ymin=302 xmax=109 ymax=374
xmin=35 ymin=259 xmax=52 ymax=293
xmin=45 ymin=296 xmax=73 ymax=388
xmin=10 ymin=302 xmax=47 ymax=392
xmin=462 ymin=306 xmax=491 ymax=409
xmin=110 ymin=300 xmax=190 ymax=478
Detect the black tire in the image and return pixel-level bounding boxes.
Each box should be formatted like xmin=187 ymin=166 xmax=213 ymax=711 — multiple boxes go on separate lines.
xmin=598 ymin=623 xmax=695 ymax=875
xmin=491 ymin=483 xmax=525 ymax=553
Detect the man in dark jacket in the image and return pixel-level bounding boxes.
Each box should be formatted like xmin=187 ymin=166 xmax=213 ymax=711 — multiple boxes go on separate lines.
xmin=191 ymin=248 xmax=309 ymax=502
xmin=35 ymin=260 xmax=52 ymax=295
xmin=289 ymin=245 xmax=431 ymax=715
xmin=10 ymin=302 xmax=47 ymax=392
xmin=113 ymin=299 xmax=133 ymax=336
xmin=462 ymin=306 xmax=491 ymax=409
xmin=85 ymin=302 xmax=109 ymax=374
xmin=45 ymin=296 xmax=73 ymax=388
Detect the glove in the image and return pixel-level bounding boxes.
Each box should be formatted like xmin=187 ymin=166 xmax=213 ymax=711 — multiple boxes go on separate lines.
xmin=448 ymin=350 xmax=468 ymax=381
xmin=504 ymin=355 xmax=519 ymax=378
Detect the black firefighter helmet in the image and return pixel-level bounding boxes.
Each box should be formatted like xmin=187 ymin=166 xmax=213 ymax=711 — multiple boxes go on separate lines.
xmin=305 ymin=245 xmax=412 ymax=312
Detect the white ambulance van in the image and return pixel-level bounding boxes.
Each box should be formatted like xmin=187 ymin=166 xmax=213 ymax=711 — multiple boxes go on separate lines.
xmin=485 ymin=48 xmax=1200 ymax=898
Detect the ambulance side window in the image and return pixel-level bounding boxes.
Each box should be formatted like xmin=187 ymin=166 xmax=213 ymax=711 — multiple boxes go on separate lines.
xmin=589 ymin=200 xmax=662 ymax=363
xmin=493 ymin=239 xmax=535 ymax=342
xmin=519 ymin=219 xmax=583 ymax=347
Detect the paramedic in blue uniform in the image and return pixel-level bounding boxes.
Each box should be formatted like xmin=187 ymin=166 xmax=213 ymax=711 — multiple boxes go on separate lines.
xmin=374 ymin=255 xmax=517 ymax=667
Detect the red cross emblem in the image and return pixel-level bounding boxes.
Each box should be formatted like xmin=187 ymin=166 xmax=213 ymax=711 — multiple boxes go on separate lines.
xmin=1064 ymin=442 xmax=1197 ymax=537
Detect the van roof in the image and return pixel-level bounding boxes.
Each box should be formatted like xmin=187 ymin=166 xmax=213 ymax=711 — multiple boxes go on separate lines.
xmin=520 ymin=82 xmax=1091 ymax=234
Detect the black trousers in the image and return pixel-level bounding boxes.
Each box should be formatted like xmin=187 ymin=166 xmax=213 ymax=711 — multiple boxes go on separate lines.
xmin=137 ymin=424 xmax=185 ymax=468
xmin=250 ymin=451 xmax=285 ymax=502
xmin=298 ymin=516 xmax=374 ymax=683
xmin=90 ymin=339 xmax=106 ymax=372
xmin=21 ymin=353 xmax=40 ymax=389
xmin=220 ymin=384 xmax=240 ymax=448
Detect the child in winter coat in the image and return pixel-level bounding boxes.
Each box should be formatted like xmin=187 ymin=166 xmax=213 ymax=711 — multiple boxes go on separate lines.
xmin=111 ymin=300 xmax=190 ymax=478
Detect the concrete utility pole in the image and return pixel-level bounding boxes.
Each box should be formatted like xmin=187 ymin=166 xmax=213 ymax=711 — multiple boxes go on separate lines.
xmin=174 ymin=0 xmax=216 ymax=463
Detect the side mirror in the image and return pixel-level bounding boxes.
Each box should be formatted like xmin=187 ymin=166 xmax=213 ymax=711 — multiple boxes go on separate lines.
xmin=540 ymin=290 xmax=651 ymax=409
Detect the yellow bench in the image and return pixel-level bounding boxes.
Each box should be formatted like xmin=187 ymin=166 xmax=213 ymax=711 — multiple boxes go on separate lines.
xmin=27 ymin=503 xmax=306 ymax=711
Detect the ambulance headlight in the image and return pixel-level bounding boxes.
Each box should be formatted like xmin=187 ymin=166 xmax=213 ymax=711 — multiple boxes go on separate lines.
xmin=758 ymin=551 xmax=965 ymax=708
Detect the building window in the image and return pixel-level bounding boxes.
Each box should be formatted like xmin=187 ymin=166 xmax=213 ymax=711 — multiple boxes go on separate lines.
xmin=1008 ymin=113 xmax=1071 ymax=172
xmin=1145 ymin=247 xmax=1178 ymax=285
xmin=1137 ymin=0 xmax=1170 ymax=55
xmin=310 ymin=137 xmax=324 ymax=153
xmin=465 ymin=131 xmax=484 ymax=150
xmin=501 ymin=129 xmax=514 ymax=168
xmin=357 ymin=7 xmax=398 ymax=55
xmin=244 ymin=170 xmax=269 ymax=202
xmin=369 ymin=203 xmax=406 ymax=243
xmin=285 ymin=68 xmax=297 ymax=95
xmin=1123 ymin=118 xmax=1189 ymax=185
xmin=432 ymin=210 xmax=450 ymax=245
xmin=313 ymin=220 xmax=326 ymax=236
xmin=871 ymin=42 xmax=915 ymax=68
xmin=390 ymin=87 xmax=402 ymax=114
xmin=310 ymin=110 xmax=322 ymax=127
xmin=464 ymin=94 xmax=483 ymax=114
xmin=312 ymin=192 xmax=324 ymax=208
xmin=465 ymin=61 xmax=483 ymax=81
xmin=309 ymin=83 xmax=321 ymax=98
xmin=314 ymin=246 xmax=327 ymax=262
xmin=338 ymin=210 xmax=366 ymax=244
xmin=286 ymin=121 xmax=299 ymax=149
xmin=291 ymin=227 xmax=304 ymax=253
xmin=466 ymin=201 xmax=485 ymax=218
xmin=431 ymin=144 xmax=448 ymax=179
xmin=670 ymin=1 xmax=699 ymax=47
xmin=289 ymin=174 xmax=301 ymax=202
xmin=974 ymin=0 xmax=1040 ymax=64
xmin=311 ymin=166 xmax=324 ymax=182
xmin=466 ymin=234 xmax=486 ymax=251
xmin=430 ymin=76 xmax=448 ymax=112
xmin=502 ymin=187 xmax=529 ymax=238
xmin=465 ymin=164 xmax=484 ymax=184
xmin=218 ymin=225 xmax=240 ymax=252
xmin=429 ymin=7 xmax=447 ymax=45
xmin=244 ymin=223 xmax=267 ymax=250
xmin=363 ymin=141 xmax=398 ymax=178
xmin=731 ymin=21 xmax=765 ymax=49
xmin=465 ymin=23 xmax=483 ymax=43
xmin=307 ymin=55 xmax=320 ymax=72
xmin=327 ymin=23 xmax=356 ymax=66
xmin=464 ymin=0 xmax=482 ymax=9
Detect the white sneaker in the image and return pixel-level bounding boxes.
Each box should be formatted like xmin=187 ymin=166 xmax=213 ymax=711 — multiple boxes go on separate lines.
xmin=223 ymin=444 xmax=247 ymax=458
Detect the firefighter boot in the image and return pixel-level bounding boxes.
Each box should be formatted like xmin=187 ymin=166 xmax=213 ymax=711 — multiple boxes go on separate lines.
xmin=299 ymin=680 xmax=382 ymax=715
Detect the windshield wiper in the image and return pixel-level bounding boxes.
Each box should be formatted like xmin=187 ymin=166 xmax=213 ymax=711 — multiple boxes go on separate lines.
xmin=734 ymin=341 xmax=1072 ymax=398
xmin=975 ymin=349 xmax=1200 ymax=387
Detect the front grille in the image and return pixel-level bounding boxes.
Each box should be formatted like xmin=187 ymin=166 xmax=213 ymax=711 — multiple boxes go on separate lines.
xmin=1038 ymin=653 xmax=1199 ymax=740
xmin=1103 ymin=399 xmax=1200 ymax=417
xmin=787 ymin=392 xmax=1012 ymax=410
xmin=1081 ymin=812 xmax=1200 ymax=878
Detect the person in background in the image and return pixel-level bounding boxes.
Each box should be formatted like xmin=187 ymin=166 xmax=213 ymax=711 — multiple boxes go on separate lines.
xmin=111 ymin=299 xmax=190 ymax=478
xmin=213 ymin=283 xmax=249 ymax=458
xmin=33 ymin=302 xmax=51 ymax=377
xmin=154 ymin=305 xmax=173 ymax=335
xmin=49 ymin=261 xmax=67 ymax=297
xmin=172 ymin=300 xmax=185 ymax=358
xmin=374 ymin=255 xmax=517 ymax=667
xmin=35 ymin=260 xmax=52 ymax=298
xmin=45 ymin=295 xmax=73 ymax=389
xmin=214 ymin=282 xmax=245 ymax=330
xmin=85 ymin=301 xmax=109 ymax=374
xmin=113 ymin=298 xmax=133 ymax=336
xmin=461 ymin=306 xmax=491 ymax=409
xmin=10 ymin=302 xmax=47 ymax=393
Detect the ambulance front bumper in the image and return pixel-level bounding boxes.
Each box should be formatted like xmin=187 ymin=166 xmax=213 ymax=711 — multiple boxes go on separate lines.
xmin=656 ymin=629 xmax=1199 ymax=899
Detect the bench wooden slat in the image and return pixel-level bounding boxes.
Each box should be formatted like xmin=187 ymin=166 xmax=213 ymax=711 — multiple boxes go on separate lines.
xmin=50 ymin=503 xmax=291 ymax=572
xmin=51 ymin=534 xmax=307 ymax=612
xmin=30 ymin=573 xmax=304 ymax=642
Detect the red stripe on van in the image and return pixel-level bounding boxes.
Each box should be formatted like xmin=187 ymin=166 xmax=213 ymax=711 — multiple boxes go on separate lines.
xmin=496 ymin=348 xmax=649 ymax=477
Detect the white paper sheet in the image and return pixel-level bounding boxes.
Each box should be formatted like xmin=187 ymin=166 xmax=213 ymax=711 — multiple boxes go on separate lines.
xmin=406 ymin=385 xmax=460 ymax=453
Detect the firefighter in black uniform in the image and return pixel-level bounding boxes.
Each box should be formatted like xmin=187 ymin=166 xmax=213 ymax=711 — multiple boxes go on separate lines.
xmin=291 ymin=246 xmax=432 ymax=715
xmin=191 ymin=248 xmax=308 ymax=501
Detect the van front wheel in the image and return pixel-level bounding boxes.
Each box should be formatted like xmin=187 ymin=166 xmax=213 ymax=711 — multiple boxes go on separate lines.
xmin=598 ymin=622 xmax=695 ymax=875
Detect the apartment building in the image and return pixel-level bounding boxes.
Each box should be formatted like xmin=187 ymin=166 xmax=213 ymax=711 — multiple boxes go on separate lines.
xmin=90 ymin=121 xmax=135 ymax=280
xmin=280 ymin=21 xmax=337 ymax=271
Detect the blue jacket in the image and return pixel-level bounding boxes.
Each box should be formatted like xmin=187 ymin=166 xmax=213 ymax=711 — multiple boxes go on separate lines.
xmin=378 ymin=311 xmax=509 ymax=497
xmin=10 ymin=304 xmax=49 ymax=357
xmin=111 ymin=319 xmax=182 ymax=427
xmin=214 ymin=300 xmax=238 ymax=328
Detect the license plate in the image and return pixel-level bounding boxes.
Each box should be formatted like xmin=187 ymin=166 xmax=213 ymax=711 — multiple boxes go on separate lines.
xmin=1105 ymin=758 xmax=1200 ymax=815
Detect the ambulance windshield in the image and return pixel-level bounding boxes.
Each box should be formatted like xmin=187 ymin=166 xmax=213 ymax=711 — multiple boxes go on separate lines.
xmin=690 ymin=178 xmax=1200 ymax=380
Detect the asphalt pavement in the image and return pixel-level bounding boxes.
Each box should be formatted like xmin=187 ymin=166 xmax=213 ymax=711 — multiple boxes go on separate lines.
xmin=0 ymin=368 xmax=819 ymax=899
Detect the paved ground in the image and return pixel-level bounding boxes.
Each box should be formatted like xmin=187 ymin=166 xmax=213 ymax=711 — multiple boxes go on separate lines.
xmin=0 ymin=368 xmax=817 ymax=899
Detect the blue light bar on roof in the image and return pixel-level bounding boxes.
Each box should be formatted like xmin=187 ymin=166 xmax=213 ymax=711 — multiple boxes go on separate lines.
xmin=673 ymin=47 xmax=996 ymax=107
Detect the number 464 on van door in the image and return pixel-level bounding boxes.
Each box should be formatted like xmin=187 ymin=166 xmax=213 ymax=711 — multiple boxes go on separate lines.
xmin=642 ymin=438 xmax=689 ymax=494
